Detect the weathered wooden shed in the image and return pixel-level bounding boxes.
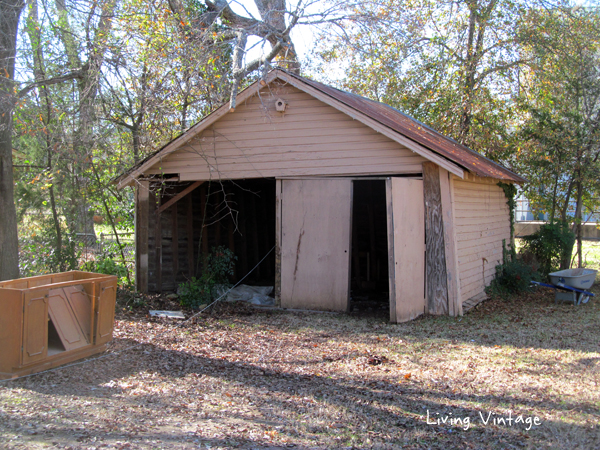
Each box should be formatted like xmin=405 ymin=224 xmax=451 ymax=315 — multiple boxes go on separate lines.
xmin=115 ymin=69 xmax=525 ymax=322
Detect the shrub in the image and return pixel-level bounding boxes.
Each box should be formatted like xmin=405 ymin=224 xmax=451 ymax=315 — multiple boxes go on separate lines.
xmin=80 ymin=247 xmax=131 ymax=287
xmin=488 ymin=240 xmax=540 ymax=297
xmin=178 ymin=246 xmax=237 ymax=309
xmin=521 ymin=222 xmax=575 ymax=276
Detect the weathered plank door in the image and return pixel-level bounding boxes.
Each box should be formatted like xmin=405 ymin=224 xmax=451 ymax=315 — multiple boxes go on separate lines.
xmin=386 ymin=178 xmax=425 ymax=322
xmin=280 ymin=179 xmax=352 ymax=311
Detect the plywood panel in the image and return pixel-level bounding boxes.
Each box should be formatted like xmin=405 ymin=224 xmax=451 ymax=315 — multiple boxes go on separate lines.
xmin=280 ymin=179 xmax=352 ymax=311
xmin=96 ymin=279 xmax=117 ymax=345
xmin=63 ymin=285 xmax=92 ymax=339
xmin=22 ymin=291 xmax=48 ymax=365
xmin=388 ymin=178 xmax=425 ymax=322
xmin=48 ymin=287 xmax=88 ymax=351
xmin=0 ymin=289 xmax=24 ymax=373
xmin=145 ymin=84 xmax=427 ymax=180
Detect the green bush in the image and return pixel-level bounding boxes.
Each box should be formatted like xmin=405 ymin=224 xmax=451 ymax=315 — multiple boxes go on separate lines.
xmin=80 ymin=249 xmax=130 ymax=287
xmin=488 ymin=240 xmax=540 ymax=297
xmin=178 ymin=246 xmax=237 ymax=309
xmin=521 ymin=222 xmax=575 ymax=276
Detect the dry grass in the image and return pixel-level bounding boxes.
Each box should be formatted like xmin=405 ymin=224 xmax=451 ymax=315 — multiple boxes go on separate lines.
xmin=1 ymin=287 xmax=599 ymax=450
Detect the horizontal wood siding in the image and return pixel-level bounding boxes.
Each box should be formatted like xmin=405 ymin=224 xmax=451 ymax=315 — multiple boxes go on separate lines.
xmin=453 ymin=174 xmax=510 ymax=303
xmin=145 ymin=83 xmax=426 ymax=179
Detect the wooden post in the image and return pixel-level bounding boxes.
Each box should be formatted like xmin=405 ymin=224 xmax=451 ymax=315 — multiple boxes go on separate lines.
xmin=385 ymin=179 xmax=397 ymax=323
xmin=135 ymin=180 xmax=150 ymax=293
xmin=439 ymin=169 xmax=462 ymax=316
xmin=187 ymin=194 xmax=195 ymax=278
xmin=155 ymin=189 xmax=162 ymax=292
xmin=214 ymin=189 xmax=222 ymax=246
xmin=200 ymin=184 xmax=209 ymax=259
xmin=423 ymin=162 xmax=449 ymax=315
xmin=249 ymin=193 xmax=261 ymax=279
xmin=238 ymin=189 xmax=249 ymax=277
xmin=172 ymin=201 xmax=178 ymax=286
xmin=274 ymin=179 xmax=282 ymax=306
xmin=225 ymin=185 xmax=236 ymax=279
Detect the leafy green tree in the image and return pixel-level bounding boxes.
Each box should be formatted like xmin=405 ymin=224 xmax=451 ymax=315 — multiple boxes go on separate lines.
xmin=316 ymin=0 xmax=542 ymax=157
xmin=515 ymin=6 xmax=600 ymax=267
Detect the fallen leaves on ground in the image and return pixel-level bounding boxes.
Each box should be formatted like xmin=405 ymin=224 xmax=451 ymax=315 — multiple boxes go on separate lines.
xmin=1 ymin=287 xmax=599 ymax=449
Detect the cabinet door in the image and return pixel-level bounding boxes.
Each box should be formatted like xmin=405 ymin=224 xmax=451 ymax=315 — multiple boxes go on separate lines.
xmin=22 ymin=291 xmax=48 ymax=365
xmin=95 ymin=279 xmax=117 ymax=345
xmin=48 ymin=287 xmax=88 ymax=351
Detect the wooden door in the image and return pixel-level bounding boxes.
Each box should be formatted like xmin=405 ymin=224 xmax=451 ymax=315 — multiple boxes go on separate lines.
xmin=95 ymin=279 xmax=117 ymax=345
xmin=386 ymin=178 xmax=425 ymax=322
xmin=22 ymin=291 xmax=48 ymax=365
xmin=280 ymin=179 xmax=353 ymax=311
xmin=48 ymin=287 xmax=88 ymax=351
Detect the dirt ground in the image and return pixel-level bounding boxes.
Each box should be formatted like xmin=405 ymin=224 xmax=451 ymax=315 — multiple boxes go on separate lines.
xmin=1 ymin=287 xmax=599 ymax=450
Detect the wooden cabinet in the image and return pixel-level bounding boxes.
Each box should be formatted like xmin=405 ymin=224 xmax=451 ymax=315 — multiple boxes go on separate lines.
xmin=0 ymin=271 xmax=117 ymax=380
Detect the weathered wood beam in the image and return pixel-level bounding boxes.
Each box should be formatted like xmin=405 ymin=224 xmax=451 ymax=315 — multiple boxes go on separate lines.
xmin=186 ymin=194 xmax=194 ymax=278
xmin=172 ymin=201 xmax=178 ymax=285
xmin=440 ymin=169 xmax=462 ymax=316
xmin=423 ymin=162 xmax=449 ymax=315
xmin=156 ymin=180 xmax=204 ymax=215
xmin=135 ymin=180 xmax=150 ymax=293
xmin=274 ymin=179 xmax=282 ymax=306
xmin=155 ymin=190 xmax=162 ymax=292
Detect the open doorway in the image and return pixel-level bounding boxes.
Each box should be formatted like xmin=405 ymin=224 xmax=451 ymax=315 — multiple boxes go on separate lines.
xmin=350 ymin=180 xmax=389 ymax=316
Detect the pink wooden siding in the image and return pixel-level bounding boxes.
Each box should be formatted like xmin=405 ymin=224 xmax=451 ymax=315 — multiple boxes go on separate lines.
xmin=145 ymin=83 xmax=426 ymax=180
xmin=453 ymin=174 xmax=511 ymax=303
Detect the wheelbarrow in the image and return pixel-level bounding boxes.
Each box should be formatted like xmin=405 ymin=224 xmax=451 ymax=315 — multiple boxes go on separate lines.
xmin=531 ymin=268 xmax=597 ymax=305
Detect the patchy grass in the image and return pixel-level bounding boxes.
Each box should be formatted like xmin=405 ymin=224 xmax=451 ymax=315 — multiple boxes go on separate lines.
xmin=1 ymin=287 xmax=599 ymax=449
xmin=516 ymin=238 xmax=600 ymax=281
xmin=580 ymin=241 xmax=600 ymax=273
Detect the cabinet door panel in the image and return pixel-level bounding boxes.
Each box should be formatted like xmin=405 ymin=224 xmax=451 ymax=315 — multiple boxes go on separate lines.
xmin=22 ymin=292 xmax=48 ymax=365
xmin=48 ymin=288 xmax=88 ymax=351
xmin=95 ymin=279 xmax=117 ymax=345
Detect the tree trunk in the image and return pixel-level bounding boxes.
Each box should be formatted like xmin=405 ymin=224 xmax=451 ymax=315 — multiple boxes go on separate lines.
xmin=27 ymin=0 xmax=65 ymax=270
xmin=574 ymin=178 xmax=583 ymax=268
xmin=0 ymin=0 xmax=24 ymax=280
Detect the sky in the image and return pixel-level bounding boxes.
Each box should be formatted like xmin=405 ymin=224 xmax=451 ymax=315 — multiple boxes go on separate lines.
xmin=228 ymin=0 xmax=325 ymax=70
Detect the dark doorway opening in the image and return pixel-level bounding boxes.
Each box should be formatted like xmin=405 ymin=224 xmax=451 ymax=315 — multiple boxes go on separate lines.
xmin=350 ymin=180 xmax=389 ymax=316
xmin=199 ymin=178 xmax=277 ymax=287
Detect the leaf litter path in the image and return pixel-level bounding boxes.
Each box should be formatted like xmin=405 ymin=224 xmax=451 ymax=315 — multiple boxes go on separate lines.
xmin=1 ymin=289 xmax=599 ymax=450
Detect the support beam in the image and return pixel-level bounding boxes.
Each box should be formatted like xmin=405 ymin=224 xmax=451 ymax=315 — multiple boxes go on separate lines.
xmin=172 ymin=201 xmax=178 ymax=285
xmin=274 ymin=179 xmax=282 ymax=306
xmin=154 ymin=190 xmax=162 ymax=292
xmin=156 ymin=180 xmax=203 ymax=215
xmin=440 ymin=169 xmax=462 ymax=316
xmin=135 ymin=180 xmax=150 ymax=292
xmin=423 ymin=162 xmax=449 ymax=315
xmin=186 ymin=194 xmax=194 ymax=278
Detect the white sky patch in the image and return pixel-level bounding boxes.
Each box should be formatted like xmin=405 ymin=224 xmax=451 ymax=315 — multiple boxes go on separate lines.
xmin=228 ymin=0 xmax=321 ymax=70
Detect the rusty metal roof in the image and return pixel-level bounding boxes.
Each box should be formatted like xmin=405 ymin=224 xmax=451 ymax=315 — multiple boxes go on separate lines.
xmin=287 ymin=72 xmax=525 ymax=183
